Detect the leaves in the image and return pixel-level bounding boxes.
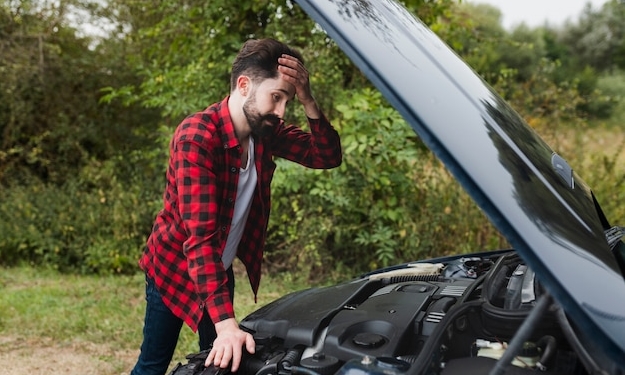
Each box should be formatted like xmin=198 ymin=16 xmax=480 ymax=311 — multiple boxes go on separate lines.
xmin=267 ymin=89 xmax=503 ymax=276
xmin=2 ymin=0 xmax=623 ymax=279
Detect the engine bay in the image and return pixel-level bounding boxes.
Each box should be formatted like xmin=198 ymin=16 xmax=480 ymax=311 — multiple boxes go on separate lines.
xmin=170 ymin=251 xmax=608 ymax=375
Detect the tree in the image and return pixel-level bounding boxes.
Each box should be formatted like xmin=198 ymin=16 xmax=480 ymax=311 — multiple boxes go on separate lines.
xmin=560 ymin=0 xmax=625 ymax=72
xmin=451 ymin=2 xmax=507 ymax=81
xmin=2 ymin=0 xmax=563 ymax=276
xmin=101 ymin=0 xmax=462 ymax=121
xmin=0 ymin=0 xmax=160 ymax=185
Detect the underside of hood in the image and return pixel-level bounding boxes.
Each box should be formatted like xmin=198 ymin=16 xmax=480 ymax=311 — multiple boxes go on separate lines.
xmin=294 ymin=0 xmax=625 ymax=363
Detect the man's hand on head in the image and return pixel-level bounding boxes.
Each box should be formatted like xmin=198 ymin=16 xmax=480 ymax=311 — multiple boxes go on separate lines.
xmin=277 ymin=54 xmax=320 ymax=119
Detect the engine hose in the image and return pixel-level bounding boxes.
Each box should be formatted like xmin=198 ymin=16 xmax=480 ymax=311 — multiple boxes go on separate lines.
xmin=555 ymin=307 xmax=602 ymax=373
xmin=291 ymin=365 xmax=324 ymax=375
xmin=254 ymin=363 xmax=278 ymax=375
xmin=488 ymin=293 xmax=552 ymax=375
xmin=280 ymin=346 xmax=305 ymax=372
xmin=535 ymin=335 xmax=557 ymax=370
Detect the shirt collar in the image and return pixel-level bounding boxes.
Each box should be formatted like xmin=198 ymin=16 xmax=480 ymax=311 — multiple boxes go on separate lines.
xmin=217 ymin=96 xmax=240 ymax=150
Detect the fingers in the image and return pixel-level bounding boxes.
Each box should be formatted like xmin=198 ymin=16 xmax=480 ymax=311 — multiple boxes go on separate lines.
xmin=218 ymin=345 xmax=233 ymax=369
xmin=230 ymin=343 xmax=243 ymax=372
xmin=278 ymin=54 xmax=312 ymax=102
xmin=206 ymin=346 xmax=226 ymax=369
xmin=245 ymin=334 xmax=256 ymax=354
xmin=278 ymin=54 xmax=308 ymax=80
xmin=204 ymin=330 xmax=256 ymax=372
xmin=205 ymin=346 xmax=219 ymax=368
xmin=206 ymin=345 xmax=231 ymax=369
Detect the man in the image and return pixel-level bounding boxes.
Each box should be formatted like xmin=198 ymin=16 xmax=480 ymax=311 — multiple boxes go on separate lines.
xmin=131 ymin=38 xmax=342 ymax=375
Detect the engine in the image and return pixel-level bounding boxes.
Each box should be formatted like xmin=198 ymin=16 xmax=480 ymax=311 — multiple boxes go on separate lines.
xmin=170 ymin=252 xmax=591 ymax=375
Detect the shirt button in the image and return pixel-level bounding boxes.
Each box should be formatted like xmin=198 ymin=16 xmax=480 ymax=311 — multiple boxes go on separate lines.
xmin=228 ymin=198 xmax=234 ymax=203
xmin=221 ymin=226 xmax=227 ymax=231
xmin=223 ymin=144 xmax=228 ymax=149
xmin=230 ymin=167 xmax=237 ymax=173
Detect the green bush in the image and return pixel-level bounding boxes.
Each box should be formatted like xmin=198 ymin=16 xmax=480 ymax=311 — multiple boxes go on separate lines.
xmin=265 ymin=89 xmax=506 ymax=281
xmin=0 ymin=155 xmax=163 ymax=274
xmin=595 ymin=71 xmax=625 ymax=124
xmin=3 ymin=87 xmax=621 ymax=280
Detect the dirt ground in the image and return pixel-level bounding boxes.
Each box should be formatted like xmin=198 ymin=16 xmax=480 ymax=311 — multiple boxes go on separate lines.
xmin=0 ymin=335 xmax=138 ymax=375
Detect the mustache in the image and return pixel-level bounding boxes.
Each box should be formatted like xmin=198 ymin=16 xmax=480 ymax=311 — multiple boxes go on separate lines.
xmin=260 ymin=114 xmax=281 ymax=126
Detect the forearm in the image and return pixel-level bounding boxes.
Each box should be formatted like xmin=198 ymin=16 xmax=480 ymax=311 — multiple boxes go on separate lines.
xmin=301 ymin=97 xmax=321 ymax=119
xmin=272 ymin=114 xmax=342 ymax=169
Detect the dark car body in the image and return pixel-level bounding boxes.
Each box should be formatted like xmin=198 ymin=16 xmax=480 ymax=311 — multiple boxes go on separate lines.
xmin=171 ymin=0 xmax=625 ymax=374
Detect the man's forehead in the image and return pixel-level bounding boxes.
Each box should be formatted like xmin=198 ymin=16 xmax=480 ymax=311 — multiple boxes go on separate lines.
xmin=260 ymin=76 xmax=296 ymax=99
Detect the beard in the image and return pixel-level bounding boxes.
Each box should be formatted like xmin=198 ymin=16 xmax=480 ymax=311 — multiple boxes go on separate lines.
xmin=242 ymin=94 xmax=281 ymax=138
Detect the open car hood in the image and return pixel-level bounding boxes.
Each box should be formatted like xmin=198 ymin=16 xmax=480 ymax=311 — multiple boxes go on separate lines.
xmin=296 ymin=0 xmax=625 ymax=363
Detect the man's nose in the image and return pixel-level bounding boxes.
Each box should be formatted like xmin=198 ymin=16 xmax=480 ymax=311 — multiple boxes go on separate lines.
xmin=274 ymin=102 xmax=287 ymax=118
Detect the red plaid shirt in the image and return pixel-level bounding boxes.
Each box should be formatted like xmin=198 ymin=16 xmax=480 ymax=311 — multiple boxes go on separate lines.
xmin=140 ymin=96 xmax=342 ymax=331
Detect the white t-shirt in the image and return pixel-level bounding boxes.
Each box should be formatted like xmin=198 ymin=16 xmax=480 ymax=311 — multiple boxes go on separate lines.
xmin=221 ymin=137 xmax=257 ymax=268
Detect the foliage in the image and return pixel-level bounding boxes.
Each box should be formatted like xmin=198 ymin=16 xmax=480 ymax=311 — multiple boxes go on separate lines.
xmin=559 ymin=0 xmax=625 ymax=72
xmin=491 ymin=59 xmax=584 ymax=134
xmin=0 ymin=154 xmax=164 ymax=274
xmin=596 ymin=70 xmax=625 ymax=125
xmin=0 ymin=0 xmax=161 ymax=186
xmin=266 ymin=90 xmax=506 ymax=279
xmin=102 ymin=0 xmax=467 ymax=121
xmin=585 ymin=138 xmax=625 ymax=229
xmin=1 ymin=0 xmax=625 ymax=278
xmin=451 ymin=2 xmax=507 ymax=81
xmin=102 ymin=0 xmax=322 ymax=118
xmin=453 ymin=2 xmax=620 ymax=121
xmin=0 ymin=0 xmax=163 ymax=273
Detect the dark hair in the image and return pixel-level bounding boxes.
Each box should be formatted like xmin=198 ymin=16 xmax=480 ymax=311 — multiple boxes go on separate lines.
xmin=230 ymin=38 xmax=304 ymax=92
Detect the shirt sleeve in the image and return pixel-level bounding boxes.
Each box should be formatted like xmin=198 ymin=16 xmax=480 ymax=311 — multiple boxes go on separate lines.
xmin=173 ymin=138 xmax=235 ymax=323
xmin=271 ymin=112 xmax=342 ymax=168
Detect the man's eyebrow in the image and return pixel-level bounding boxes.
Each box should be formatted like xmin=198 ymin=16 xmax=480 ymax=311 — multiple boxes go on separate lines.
xmin=277 ymin=88 xmax=296 ymax=100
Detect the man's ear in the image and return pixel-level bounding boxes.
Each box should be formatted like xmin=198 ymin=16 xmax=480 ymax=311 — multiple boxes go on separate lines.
xmin=237 ymin=75 xmax=251 ymax=97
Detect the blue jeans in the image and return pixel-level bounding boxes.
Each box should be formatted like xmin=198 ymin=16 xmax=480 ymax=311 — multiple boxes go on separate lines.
xmin=131 ymin=268 xmax=235 ymax=375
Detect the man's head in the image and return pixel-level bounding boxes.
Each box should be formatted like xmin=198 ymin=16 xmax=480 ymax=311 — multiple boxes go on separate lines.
xmin=230 ymin=38 xmax=304 ymax=92
xmin=231 ymin=39 xmax=304 ymax=137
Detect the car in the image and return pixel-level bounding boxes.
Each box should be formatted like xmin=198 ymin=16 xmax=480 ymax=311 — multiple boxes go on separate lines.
xmin=170 ymin=0 xmax=625 ymax=374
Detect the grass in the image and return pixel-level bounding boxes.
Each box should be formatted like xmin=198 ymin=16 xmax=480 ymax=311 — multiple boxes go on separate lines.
xmin=0 ymin=262 xmax=314 ymax=373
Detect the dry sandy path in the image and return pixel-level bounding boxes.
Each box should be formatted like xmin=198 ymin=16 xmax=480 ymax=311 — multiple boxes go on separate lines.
xmin=0 ymin=336 xmax=138 ymax=375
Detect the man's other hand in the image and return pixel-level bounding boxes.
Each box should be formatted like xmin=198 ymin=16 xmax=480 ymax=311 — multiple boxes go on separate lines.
xmin=205 ymin=318 xmax=256 ymax=372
